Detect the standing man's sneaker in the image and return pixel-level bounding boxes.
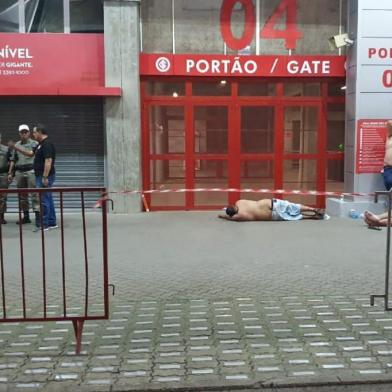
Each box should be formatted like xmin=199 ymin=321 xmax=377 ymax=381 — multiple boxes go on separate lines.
xmin=48 ymin=224 xmax=58 ymax=230
xmin=33 ymin=226 xmax=50 ymax=232
xmin=34 ymin=211 xmax=40 ymax=227
xmin=16 ymin=216 xmax=31 ymax=224
xmin=0 ymin=213 xmax=6 ymax=224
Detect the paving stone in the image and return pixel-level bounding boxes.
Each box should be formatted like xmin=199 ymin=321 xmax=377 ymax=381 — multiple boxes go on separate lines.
xmin=4 ymin=292 xmax=392 ymax=390
xmin=185 ymin=375 xmax=221 ymax=384
xmin=42 ymin=381 xmax=78 ymax=391
xmin=153 ymin=368 xmax=186 ymax=377
xmin=14 ymin=374 xmax=51 ymax=383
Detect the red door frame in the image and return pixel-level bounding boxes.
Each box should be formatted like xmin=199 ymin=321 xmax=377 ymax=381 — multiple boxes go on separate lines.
xmin=141 ymin=77 xmax=345 ymax=211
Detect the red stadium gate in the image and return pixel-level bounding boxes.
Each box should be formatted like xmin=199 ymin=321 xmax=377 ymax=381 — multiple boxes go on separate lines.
xmin=0 ymin=187 xmax=111 ymax=354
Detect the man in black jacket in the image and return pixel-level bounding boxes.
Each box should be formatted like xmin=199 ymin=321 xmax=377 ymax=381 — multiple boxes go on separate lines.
xmin=32 ymin=124 xmax=57 ymax=231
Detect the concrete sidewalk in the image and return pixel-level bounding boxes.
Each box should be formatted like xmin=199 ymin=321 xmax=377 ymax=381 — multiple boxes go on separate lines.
xmin=0 ymin=212 xmax=391 ymax=391
xmin=106 ymin=212 xmax=386 ymax=299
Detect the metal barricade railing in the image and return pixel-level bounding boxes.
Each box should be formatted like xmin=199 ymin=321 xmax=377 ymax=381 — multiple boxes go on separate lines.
xmin=0 ymin=187 xmax=112 ymax=354
xmin=370 ymin=189 xmax=392 ymax=311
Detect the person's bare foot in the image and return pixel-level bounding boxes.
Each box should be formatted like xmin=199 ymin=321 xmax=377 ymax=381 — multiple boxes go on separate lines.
xmin=364 ymin=210 xmax=380 ymax=226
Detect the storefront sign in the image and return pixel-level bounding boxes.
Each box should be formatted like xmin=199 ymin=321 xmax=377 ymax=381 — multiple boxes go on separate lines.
xmin=140 ymin=54 xmax=346 ymax=77
xmin=0 ymin=33 xmax=120 ymax=96
xmin=358 ymin=42 xmax=392 ymax=91
xmin=356 ymin=119 xmax=387 ymax=173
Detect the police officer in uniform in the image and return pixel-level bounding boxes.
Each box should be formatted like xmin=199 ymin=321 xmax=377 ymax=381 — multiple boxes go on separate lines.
xmin=0 ymin=134 xmax=11 ymax=224
xmin=8 ymin=124 xmax=39 ymax=224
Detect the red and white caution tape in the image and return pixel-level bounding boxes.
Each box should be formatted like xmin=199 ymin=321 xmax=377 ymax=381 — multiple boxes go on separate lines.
xmin=95 ymin=187 xmax=374 ymax=209
xmin=107 ymin=187 xmax=372 ymax=197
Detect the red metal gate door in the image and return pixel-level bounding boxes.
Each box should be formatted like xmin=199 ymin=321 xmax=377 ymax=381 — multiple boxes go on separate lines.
xmin=236 ymin=102 xmax=277 ymax=203
xmin=191 ymin=103 xmax=231 ymax=210
xmin=279 ymin=102 xmax=325 ymax=207
xmin=143 ymin=103 xmax=187 ymax=210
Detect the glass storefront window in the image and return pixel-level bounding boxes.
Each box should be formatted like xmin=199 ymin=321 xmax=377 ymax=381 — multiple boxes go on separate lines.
xmin=149 ymin=106 xmax=185 ymax=154
xmin=241 ymin=106 xmax=274 ymax=153
xmin=192 ymin=81 xmax=231 ymax=96
xmin=240 ymin=160 xmax=274 ymax=201
xmin=283 ymin=159 xmax=317 ymax=188
xmin=3 ymin=0 xmax=104 ymax=33
xmin=194 ymin=106 xmax=228 ymax=154
xmin=326 ymin=160 xmax=344 ymax=192
xmin=141 ymin=0 xmax=347 ymax=55
xmin=327 ymin=103 xmax=345 ymax=152
xmin=146 ymin=82 xmax=185 ymax=97
xmin=141 ymin=0 xmax=173 ymax=53
xmin=238 ymin=82 xmax=276 ymax=96
xmin=194 ymin=160 xmax=228 ymax=206
xmin=328 ymin=82 xmax=346 ymax=96
xmin=283 ymin=159 xmax=317 ymax=205
xmin=150 ymin=160 xmax=185 ymax=206
xmin=0 ymin=1 xmax=19 ymax=32
xmin=295 ymin=0 xmax=347 ymax=55
xmin=175 ymin=0 xmax=242 ymax=54
xmin=284 ymin=83 xmax=320 ymax=97
xmin=29 ymin=0 xmax=63 ymax=32
xmin=70 ymin=0 xmax=103 ymax=33
xmin=284 ymin=106 xmax=318 ymax=154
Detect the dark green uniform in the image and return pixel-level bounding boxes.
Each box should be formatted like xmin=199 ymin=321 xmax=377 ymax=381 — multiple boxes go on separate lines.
xmin=11 ymin=139 xmax=39 ymax=212
xmin=0 ymin=145 xmax=9 ymax=215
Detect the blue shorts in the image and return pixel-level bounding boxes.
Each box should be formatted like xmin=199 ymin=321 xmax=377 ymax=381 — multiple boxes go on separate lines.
xmin=382 ymin=167 xmax=392 ymax=191
xmin=271 ymin=199 xmax=303 ymax=221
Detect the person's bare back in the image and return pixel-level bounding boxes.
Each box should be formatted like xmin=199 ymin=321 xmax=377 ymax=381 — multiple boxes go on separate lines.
xmin=235 ymin=199 xmax=272 ymax=221
xmin=221 ymin=199 xmax=272 ymax=221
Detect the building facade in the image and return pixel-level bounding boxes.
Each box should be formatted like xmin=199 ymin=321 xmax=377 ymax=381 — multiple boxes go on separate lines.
xmin=0 ymin=0 xmax=388 ymax=213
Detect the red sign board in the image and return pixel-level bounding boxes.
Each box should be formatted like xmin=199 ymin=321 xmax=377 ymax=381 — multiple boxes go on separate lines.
xmin=356 ymin=119 xmax=387 ymax=173
xmin=0 ymin=33 xmax=120 ymax=96
xmin=140 ymin=53 xmax=346 ymax=77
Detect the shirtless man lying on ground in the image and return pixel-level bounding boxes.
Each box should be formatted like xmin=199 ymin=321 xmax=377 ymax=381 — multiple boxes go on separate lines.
xmin=363 ymin=211 xmax=392 ymax=227
xmin=218 ymin=198 xmax=327 ymax=222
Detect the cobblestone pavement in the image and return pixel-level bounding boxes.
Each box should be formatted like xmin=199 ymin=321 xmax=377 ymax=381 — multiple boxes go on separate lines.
xmin=0 ymin=296 xmax=392 ymax=390
xmin=0 ymin=212 xmax=391 ymax=390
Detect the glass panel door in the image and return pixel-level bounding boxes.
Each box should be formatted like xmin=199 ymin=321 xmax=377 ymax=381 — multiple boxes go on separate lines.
xmin=282 ymin=104 xmax=321 ymax=206
xmin=239 ymin=105 xmax=276 ymax=201
xmin=193 ymin=105 xmax=229 ymax=208
xmin=146 ymin=105 xmax=186 ymax=208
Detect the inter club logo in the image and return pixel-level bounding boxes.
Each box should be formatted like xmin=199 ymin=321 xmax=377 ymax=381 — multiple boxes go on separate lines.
xmin=155 ymin=57 xmax=171 ymax=73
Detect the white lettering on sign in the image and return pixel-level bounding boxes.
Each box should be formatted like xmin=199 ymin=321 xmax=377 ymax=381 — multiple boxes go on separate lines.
xmin=244 ymin=60 xmax=257 ymax=73
xmin=287 ymin=60 xmax=330 ymax=74
xmin=222 ymin=59 xmax=230 ymax=73
xmin=0 ymin=46 xmax=33 ymax=59
xmin=196 ymin=59 xmax=209 ymax=73
xmin=368 ymin=47 xmax=392 ymax=59
xmin=5 ymin=62 xmax=33 ymax=68
xmin=185 ymin=57 xmax=259 ymax=75
xmin=186 ymin=59 xmax=195 ymax=72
